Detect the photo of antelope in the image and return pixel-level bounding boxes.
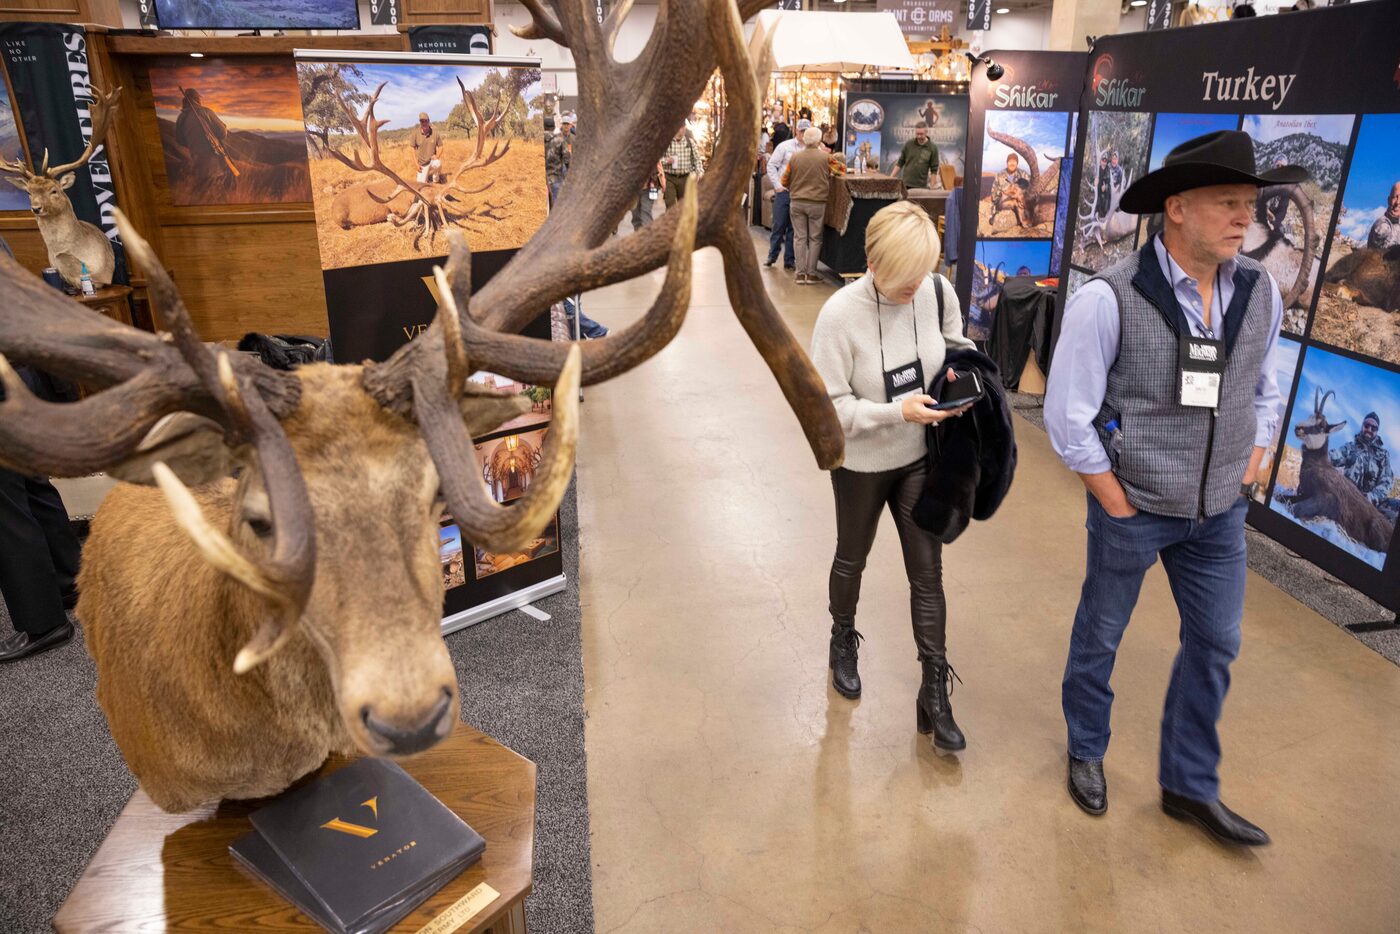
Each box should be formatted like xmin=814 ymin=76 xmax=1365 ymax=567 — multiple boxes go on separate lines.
xmin=1252 ymin=336 xmax=1303 ymax=503
xmin=297 ymin=60 xmax=548 ymax=270
xmin=1241 ymin=113 xmax=1354 ymax=334
xmin=0 ymin=70 xmax=27 ymax=212
xmin=1069 ymin=110 xmax=1150 ymax=272
xmin=977 ymin=109 xmax=1068 ymax=239
xmin=476 ymin=514 xmax=561 ymax=580
xmin=149 ymin=58 xmax=313 ymax=207
xmin=1269 ymin=346 xmax=1400 ymax=569
xmin=1313 ymin=113 xmax=1400 ymax=365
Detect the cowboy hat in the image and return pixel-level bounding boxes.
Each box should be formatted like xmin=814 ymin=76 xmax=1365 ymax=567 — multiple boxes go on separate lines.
xmin=1120 ymin=130 xmax=1309 ymax=214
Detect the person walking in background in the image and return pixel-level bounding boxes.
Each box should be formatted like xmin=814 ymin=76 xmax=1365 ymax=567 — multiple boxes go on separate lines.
xmin=765 ymin=117 xmax=811 ymax=271
xmin=895 ymin=122 xmax=939 ymax=190
xmin=662 ymin=125 xmax=701 ymax=210
xmin=808 ymin=202 xmax=976 ymax=750
xmin=1044 ymin=130 xmax=1308 ymax=846
xmin=0 ymin=236 xmax=81 ymax=663
xmin=631 ymin=160 xmax=665 ymax=232
xmin=783 ymin=127 xmax=833 ymax=285
xmin=546 ymin=114 xmax=573 ymax=205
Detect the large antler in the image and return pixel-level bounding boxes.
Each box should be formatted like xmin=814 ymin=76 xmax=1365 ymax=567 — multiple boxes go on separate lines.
xmin=364 ymin=0 xmax=843 ymax=470
xmin=45 ymin=85 xmax=123 ymax=179
xmin=0 ymin=211 xmax=314 ymax=674
xmin=0 ymin=85 xmax=123 ymax=184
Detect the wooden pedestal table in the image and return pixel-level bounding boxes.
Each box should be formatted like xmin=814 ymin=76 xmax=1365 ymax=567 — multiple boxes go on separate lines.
xmin=75 ymin=284 xmax=134 ymax=327
xmin=54 ymin=722 xmax=536 ymax=934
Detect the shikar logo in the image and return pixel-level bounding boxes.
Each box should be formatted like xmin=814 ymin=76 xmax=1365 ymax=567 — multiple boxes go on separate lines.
xmin=994 ymin=82 xmax=1059 ymax=110
xmin=1091 ymin=54 xmax=1147 ymax=108
xmin=322 ymin=796 xmax=381 ymax=838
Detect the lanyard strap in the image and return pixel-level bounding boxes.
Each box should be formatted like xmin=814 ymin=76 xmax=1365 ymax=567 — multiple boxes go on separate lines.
xmin=875 ymin=286 xmax=918 ymax=376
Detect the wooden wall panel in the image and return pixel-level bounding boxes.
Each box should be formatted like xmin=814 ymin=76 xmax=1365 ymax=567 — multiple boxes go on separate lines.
xmin=159 ymin=221 xmax=329 ymax=340
xmin=399 ymin=0 xmax=490 ymax=24
xmin=0 ymin=221 xmax=51 ymax=273
xmin=0 ymin=0 xmax=121 ymax=26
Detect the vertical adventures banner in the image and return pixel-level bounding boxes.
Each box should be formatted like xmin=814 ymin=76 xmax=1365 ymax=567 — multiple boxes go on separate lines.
xmin=1055 ymin=4 xmax=1400 ymax=610
xmin=0 ymin=23 xmax=126 ymax=281
xmin=296 ymin=50 xmax=564 ymax=624
xmin=957 ymin=51 xmax=1086 ymax=341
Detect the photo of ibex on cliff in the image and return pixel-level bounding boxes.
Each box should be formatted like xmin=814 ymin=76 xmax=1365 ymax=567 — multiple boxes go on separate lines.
xmin=297 ymin=61 xmax=548 ymax=271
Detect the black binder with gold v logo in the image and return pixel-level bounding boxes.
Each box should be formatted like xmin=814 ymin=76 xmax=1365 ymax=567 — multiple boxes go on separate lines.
xmin=230 ymin=758 xmax=485 ymax=934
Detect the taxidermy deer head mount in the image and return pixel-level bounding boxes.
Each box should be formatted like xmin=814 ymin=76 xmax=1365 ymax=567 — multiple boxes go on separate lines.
xmin=0 ymin=0 xmax=841 ymax=812
xmin=0 ymin=85 xmax=121 ymax=289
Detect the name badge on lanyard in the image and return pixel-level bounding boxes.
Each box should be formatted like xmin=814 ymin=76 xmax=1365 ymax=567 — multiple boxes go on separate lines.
xmin=1178 ymin=334 xmax=1224 ymax=409
xmin=876 ymin=287 xmax=924 ymax=403
xmin=885 ymin=358 xmax=925 ymax=403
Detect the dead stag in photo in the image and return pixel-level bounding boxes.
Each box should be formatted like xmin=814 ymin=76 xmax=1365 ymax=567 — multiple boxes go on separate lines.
xmin=319 ymin=77 xmax=512 ymax=249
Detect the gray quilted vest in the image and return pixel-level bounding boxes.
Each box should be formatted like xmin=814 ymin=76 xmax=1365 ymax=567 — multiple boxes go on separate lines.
xmin=1091 ymin=242 xmax=1273 ymax=519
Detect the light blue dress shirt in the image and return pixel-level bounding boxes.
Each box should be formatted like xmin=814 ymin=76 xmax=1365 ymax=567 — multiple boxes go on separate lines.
xmin=767 ymin=137 xmax=801 ymax=192
xmin=1044 ymin=236 xmax=1284 ymax=475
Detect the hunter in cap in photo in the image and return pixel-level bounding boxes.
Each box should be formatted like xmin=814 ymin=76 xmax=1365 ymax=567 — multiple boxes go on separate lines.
xmin=414 ymin=111 xmax=445 ymax=184
xmin=1045 ymin=130 xmax=1309 ymax=846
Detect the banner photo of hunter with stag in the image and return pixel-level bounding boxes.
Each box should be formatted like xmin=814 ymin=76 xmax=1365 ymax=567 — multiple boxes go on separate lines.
xmin=296 ymin=58 xmax=547 ymax=271
xmin=150 ymin=58 xmax=312 ymax=207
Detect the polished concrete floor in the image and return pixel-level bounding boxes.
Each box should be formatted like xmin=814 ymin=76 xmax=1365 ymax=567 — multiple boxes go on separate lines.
xmin=573 ymin=232 xmax=1400 ymax=933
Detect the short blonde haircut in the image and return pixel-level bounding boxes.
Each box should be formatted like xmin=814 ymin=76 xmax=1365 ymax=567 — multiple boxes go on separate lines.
xmin=802 ymin=126 xmax=822 ymax=146
xmin=864 ymin=201 xmax=941 ymax=288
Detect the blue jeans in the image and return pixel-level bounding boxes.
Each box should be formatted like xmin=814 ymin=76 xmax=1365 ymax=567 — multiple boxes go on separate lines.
xmin=1063 ymin=494 xmax=1248 ymax=802
xmin=767 ymin=190 xmax=795 ymax=266
xmin=563 ymin=297 xmax=608 ymax=340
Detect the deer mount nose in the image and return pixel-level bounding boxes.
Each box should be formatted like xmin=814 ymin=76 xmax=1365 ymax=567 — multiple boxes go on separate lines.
xmin=361 ymin=688 xmax=454 ymax=756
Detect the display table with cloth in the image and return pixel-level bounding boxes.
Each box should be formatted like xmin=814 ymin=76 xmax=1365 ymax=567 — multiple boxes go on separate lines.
xmin=819 ymin=171 xmax=906 ymax=277
xmin=55 ymin=722 xmax=536 ymax=934
xmin=987 ymin=275 xmax=1057 ymax=393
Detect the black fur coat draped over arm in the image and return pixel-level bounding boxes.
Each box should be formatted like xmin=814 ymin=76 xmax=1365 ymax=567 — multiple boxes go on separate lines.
xmin=913 ymin=347 xmax=1018 ymax=544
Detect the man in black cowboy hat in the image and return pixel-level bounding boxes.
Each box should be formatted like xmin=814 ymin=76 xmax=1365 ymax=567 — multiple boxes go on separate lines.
xmin=1045 ymin=130 xmax=1308 ymax=846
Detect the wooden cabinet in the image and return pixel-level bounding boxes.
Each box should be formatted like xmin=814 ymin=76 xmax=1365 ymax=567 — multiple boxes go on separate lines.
xmin=0 ymin=0 xmax=122 ymax=27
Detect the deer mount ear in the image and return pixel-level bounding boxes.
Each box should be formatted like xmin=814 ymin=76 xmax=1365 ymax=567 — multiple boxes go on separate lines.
xmin=4 ymin=176 xmax=27 ymax=191
xmin=1329 ymin=420 xmax=1348 ymax=434
xmin=108 ymin=413 xmax=233 ymax=487
xmin=58 ymin=172 xmax=77 ymax=190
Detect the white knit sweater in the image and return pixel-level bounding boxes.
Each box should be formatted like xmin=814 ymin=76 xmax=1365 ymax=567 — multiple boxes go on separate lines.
xmin=810 ymin=273 xmax=975 ymax=473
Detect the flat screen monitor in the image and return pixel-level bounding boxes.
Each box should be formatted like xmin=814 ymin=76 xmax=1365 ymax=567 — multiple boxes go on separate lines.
xmin=152 ymin=0 xmax=360 ymax=31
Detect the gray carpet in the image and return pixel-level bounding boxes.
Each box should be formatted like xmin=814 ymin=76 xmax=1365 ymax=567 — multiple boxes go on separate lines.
xmin=0 ymin=484 xmax=593 ymax=934
xmin=1008 ymin=392 xmax=1400 ymax=667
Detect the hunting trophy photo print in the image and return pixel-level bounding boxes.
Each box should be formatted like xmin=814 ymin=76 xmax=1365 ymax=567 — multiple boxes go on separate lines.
xmin=0 ymin=0 xmax=842 ymax=812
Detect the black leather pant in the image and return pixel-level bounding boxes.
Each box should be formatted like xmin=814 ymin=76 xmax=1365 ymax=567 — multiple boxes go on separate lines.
xmin=829 ymin=459 xmax=947 ymax=661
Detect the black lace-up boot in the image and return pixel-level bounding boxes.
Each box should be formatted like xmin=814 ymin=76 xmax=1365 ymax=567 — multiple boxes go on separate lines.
xmin=916 ymin=658 xmax=965 ymax=750
xmin=828 ymin=623 xmax=864 ymax=698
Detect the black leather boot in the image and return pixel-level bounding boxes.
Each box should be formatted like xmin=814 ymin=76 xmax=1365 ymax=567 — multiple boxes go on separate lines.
xmin=916 ymin=659 xmax=965 ymax=750
xmin=828 ymin=623 xmax=863 ymax=698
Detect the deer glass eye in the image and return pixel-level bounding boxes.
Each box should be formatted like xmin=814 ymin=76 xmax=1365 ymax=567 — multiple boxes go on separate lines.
xmin=247 ymin=516 xmax=274 ymax=539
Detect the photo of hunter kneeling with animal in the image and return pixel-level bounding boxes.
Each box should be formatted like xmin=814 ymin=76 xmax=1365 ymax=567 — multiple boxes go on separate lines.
xmin=296 ymin=61 xmax=548 ymax=270
xmin=1270 ymin=345 xmax=1400 ymax=570
xmin=1312 ymin=114 xmax=1400 ymax=366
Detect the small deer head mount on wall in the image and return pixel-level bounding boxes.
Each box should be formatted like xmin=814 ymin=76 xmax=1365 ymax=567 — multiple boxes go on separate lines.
xmin=1 ymin=85 xmax=121 ymax=289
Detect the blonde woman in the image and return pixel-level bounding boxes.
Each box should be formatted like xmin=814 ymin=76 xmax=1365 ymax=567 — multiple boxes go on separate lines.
xmin=809 ymin=201 xmax=975 ymax=750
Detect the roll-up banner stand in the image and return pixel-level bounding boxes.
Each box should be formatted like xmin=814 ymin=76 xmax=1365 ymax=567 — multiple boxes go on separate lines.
xmin=1055 ymin=3 xmax=1400 ymax=612
xmin=294 ymin=50 xmax=565 ymax=632
xmin=957 ymin=51 xmax=1086 ymax=343
xmin=0 ymin=23 xmax=127 ymax=282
